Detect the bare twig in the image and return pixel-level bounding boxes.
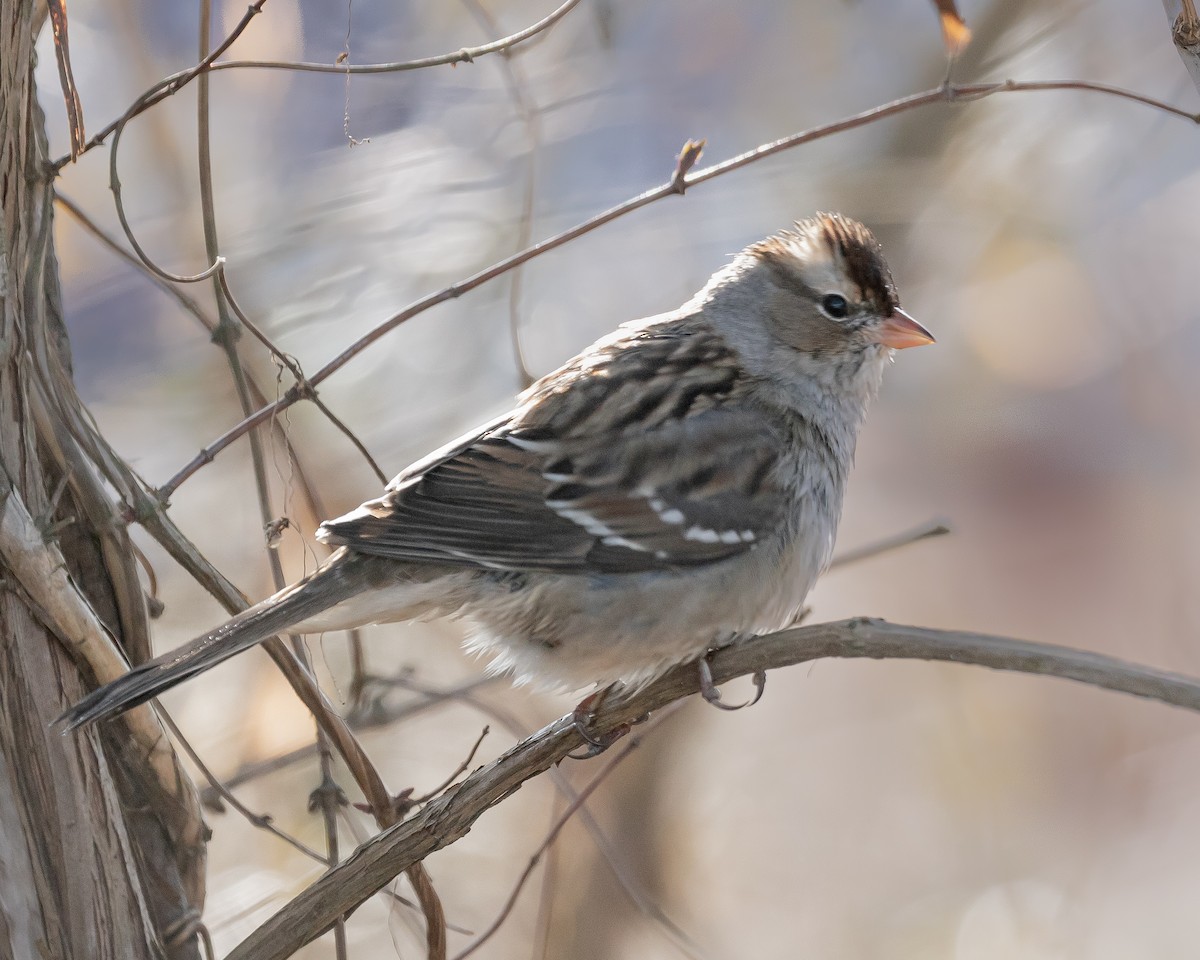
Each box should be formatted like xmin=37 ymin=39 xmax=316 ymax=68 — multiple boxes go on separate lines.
xmin=336 ymin=671 xmax=718 ymax=958
xmin=156 ymin=77 xmax=1200 ymax=500
xmin=415 ymin=726 xmax=490 ymax=804
xmin=209 ymin=0 xmax=583 ymax=78
xmin=199 ymin=677 xmax=498 ymax=801
xmin=340 ymin=0 xmax=368 ymax=146
xmin=51 ymin=0 xmax=583 ymax=169
xmin=828 ymin=518 xmax=951 ymax=569
xmin=196 ymin=4 xmax=353 ymax=947
xmin=226 ymin=617 xmax=1200 ymax=960
xmin=459 ymin=0 xmax=544 ymax=387
xmin=160 ymin=711 xmax=327 ymax=864
xmin=530 ymin=793 xmax=561 ymax=960
xmin=54 ymin=194 xmax=386 ymax=495
xmin=215 ymin=267 xmax=387 ymax=483
xmin=107 ymin=118 xmax=225 ymax=285
xmin=53 ymin=0 xmax=267 ymax=169
xmin=451 ymin=734 xmax=644 ymax=960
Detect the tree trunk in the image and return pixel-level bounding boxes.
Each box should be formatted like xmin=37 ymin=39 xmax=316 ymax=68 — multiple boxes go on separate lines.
xmin=0 ymin=3 xmax=207 ymax=957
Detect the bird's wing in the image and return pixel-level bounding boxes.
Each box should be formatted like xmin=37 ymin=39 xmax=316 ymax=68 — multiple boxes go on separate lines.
xmin=318 ymin=324 xmax=788 ymax=573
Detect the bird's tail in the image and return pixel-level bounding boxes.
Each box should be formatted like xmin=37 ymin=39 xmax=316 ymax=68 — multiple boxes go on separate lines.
xmin=58 ymin=550 xmax=369 ymax=731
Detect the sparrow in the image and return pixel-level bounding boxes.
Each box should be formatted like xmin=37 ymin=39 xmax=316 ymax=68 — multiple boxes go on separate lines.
xmin=61 ymin=213 xmax=933 ymax=731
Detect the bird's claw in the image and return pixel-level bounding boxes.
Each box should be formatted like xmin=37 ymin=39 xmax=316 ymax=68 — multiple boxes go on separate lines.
xmin=698 ymin=655 xmax=766 ymax=711
xmin=567 ymin=687 xmax=646 ymax=758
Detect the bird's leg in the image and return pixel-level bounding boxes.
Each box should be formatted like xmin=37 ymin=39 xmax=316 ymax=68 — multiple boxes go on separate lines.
xmin=568 ymin=683 xmax=635 ymax=758
xmin=698 ymin=649 xmax=767 ymax=711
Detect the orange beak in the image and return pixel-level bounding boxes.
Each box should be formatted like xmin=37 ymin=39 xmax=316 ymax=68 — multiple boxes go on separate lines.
xmin=872 ymin=308 xmax=935 ymax=349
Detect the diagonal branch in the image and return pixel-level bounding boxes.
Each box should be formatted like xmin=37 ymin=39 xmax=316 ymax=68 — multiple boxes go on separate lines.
xmin=226 ymin=617 xmax=1200 ymax=960
xmin=156 ymin=77 xmax=1200 ymax=501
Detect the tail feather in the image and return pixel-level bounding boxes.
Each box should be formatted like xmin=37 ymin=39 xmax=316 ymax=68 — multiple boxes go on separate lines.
xmin=58 ymin=552 xmax=366 ymax=731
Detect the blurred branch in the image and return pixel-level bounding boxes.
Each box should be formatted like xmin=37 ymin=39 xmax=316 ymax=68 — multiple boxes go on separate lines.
xmin=459 ymin=0 xmax=544 ymax=388
xmin=45 ymin=339 xmax=437 ymax=952
xmin=215 ymin=267 xmax=387 ymax=483
xmin=209 ymin=0 xmax=583 ymax=77
xmin=54 ymin=193 xmax=379 ymax=509
xmin=1165 ymin=0 xmax=1200 ymax=94
xmin=197 ymin=2 xmax=363 ymax=947
xmin=157 ymin=76 xmax=1200 ymax=501
xmin=451 ymin=733 xmax=645 ymax=960
xmin=159 ymin=711 xmax=328 ymax=864
xmin=225 ymin=617 xmax=1200 ymax=960
xmin=53 ymin=0 xmax=268 ymax=170
xmin=199 ymin=677 xmax=498 ymax=800
xmin=51 ymin=0 xmax=583 ymax=169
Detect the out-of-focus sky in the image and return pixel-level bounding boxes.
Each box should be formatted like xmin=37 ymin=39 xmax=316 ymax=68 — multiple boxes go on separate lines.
xmin=39 ymin=1 xmax=1200 ymax=957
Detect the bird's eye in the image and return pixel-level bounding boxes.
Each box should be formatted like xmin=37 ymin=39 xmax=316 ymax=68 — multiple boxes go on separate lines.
xmin=821 ymin=294 xmax=849 ymax=319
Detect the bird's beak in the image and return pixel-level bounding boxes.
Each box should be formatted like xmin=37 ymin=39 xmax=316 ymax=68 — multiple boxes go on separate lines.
xmin=871 ymin=308 xmax=935 ymax=349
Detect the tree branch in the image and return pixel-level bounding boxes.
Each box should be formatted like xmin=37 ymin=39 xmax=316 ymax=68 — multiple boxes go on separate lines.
xmin=156 ymin=77 xmax=1200 ymax=501
xmin=226 ymin=617 xmax=1200 ymax=960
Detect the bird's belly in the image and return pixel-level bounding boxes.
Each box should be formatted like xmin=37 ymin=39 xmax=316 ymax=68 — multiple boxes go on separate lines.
xmin=461 ymin=523 xmax=833 ymax=692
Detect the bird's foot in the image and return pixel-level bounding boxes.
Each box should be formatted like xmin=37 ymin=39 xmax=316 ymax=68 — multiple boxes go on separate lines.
xmin=568 ymin=684 xmax=643 ymax=758
xmin=698 ymin=652 xmax=766 ymax=711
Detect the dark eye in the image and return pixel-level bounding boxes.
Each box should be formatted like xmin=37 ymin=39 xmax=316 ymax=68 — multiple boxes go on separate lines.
xmin=821 ymin=294 xmax=849 ymax=319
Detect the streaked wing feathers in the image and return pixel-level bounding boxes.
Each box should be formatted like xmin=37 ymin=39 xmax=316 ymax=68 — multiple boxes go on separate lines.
xmin=318 ymin=320 xmax=787 ymax=573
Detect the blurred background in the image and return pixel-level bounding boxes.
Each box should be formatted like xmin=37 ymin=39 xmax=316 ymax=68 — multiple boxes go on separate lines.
xmin=37 ymin=0 xmax=1200 ymax=957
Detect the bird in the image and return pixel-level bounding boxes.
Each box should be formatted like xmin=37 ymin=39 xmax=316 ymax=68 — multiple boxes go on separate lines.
xmin=60 ymin=213 xmax=933 ymax=732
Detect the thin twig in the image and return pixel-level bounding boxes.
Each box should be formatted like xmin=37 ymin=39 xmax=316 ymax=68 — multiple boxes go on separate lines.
xmin=51 ymin=0 xmax=583 ymax=168
xmin=108 ymin=116 xmax=224 ymax=284
xmin=209 ymin=0 xmax=583 ymax=78
xmin=197 ymin=3 xmax=351 ymax=950
xmin=378 ymin=676 xmax=718 ymax=960
xmin=159 ymin=711 xmax=328 ymax=864
xmin=53 ymin=193 xmax=380 ymax=509
xmin=156 ymin=77 xmax=1200 ymax=500
xmin=451 ymin=734 xmax=645 ymax=960
xmin=52 ymin=0 xmax=268 ymax=168
xmin=828 ymin=518 xmax=951 ymax=569
xmin=415 ymin=726 xmax=490 ymax=803
xmin=216 ymin=267 xmax=387 ymax=483
xmin=46 ymin=0 xmax=85 ymax=158
xmin=199 ymin=677 xmax=498 ymax=801
xmin=459 ymin=0 xmax=543 ymax=387
xmin=530 ymin=791 xmax=561 ymax=960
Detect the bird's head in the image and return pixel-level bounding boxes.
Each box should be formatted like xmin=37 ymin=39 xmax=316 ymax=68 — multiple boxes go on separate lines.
xmin=701 ymin=213 xmax=934 ymax=407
